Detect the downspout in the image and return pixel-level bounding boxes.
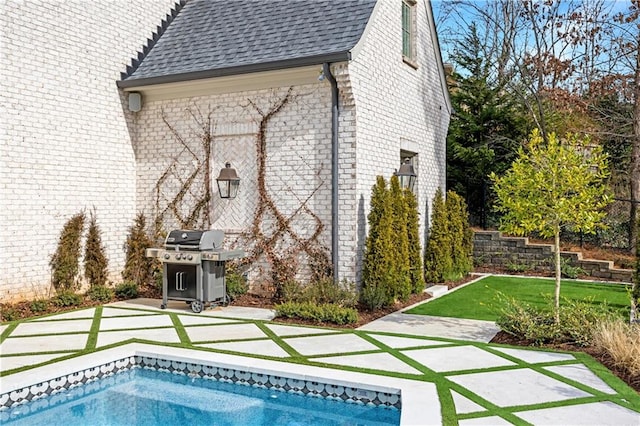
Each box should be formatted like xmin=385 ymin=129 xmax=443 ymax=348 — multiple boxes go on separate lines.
xmin=323 ymin=62 xmax=340 ymax=283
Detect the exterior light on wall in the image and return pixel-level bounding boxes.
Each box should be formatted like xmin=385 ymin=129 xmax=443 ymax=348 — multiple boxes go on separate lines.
xmin=394 ymin=158 xmax=417 ymax=191
xmin=216 ymin=162 xmax=240 ymax=199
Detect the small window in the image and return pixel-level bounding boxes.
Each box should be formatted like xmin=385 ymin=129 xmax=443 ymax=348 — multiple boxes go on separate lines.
xmin=402 ymin=0 xmax=417 ymax=66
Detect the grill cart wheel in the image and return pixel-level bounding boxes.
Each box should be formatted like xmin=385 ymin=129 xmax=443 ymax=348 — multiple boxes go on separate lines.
xmin=191 ymin=300 xmax=203 ymax=313
xmin=160 ymin=304 xmax=166 ymax=309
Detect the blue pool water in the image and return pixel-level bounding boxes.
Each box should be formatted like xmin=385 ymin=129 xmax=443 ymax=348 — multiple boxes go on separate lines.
xmin=2 ymin=369 xmax=400 ymax=425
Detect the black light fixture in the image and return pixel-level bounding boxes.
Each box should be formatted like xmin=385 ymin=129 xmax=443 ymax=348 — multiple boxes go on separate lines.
xmin=395 ymin=158 xmax=417 ymax=191
xmin=216 ymin=162 xmax=240 ymax=199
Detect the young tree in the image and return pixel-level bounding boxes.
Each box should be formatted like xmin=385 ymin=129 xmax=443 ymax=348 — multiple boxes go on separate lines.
xmin=50 ymin=212 xmax=85 ymax=292
xmin=122 ymin=213 xmax=156 ymax=286
xmin=389 ymin=176 xmax=411 ymax=301
xmin=491 ymin=130 xmax=612 ymax=323
xmin=405 ymin=188 xmax=426 ymax=293
xmin=84 ymin=210 xmax=108 ymax=287
xmin=361 ymin=177 xmax=395 ymax=309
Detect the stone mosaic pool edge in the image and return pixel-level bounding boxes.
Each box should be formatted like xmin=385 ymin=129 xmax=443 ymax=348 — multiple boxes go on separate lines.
xmin=0 ymin=354 xmax=402 ymax=415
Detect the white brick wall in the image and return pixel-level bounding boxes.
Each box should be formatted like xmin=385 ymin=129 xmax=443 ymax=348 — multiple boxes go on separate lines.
xmin=0 ymin=0 xmax=178 ymax=302
xmin=134 ymin=84 xmax=333 ymax=283
xmin=340 ymin=0 xmax=450 ymax=283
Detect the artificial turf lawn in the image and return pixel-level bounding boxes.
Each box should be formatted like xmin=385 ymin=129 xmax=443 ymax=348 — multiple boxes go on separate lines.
xmin=405 ymin=275 xmax=631 ymax=321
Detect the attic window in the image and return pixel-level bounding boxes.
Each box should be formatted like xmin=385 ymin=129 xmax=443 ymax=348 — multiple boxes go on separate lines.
xmin=402 ymin=0 xmax=417 ymax=67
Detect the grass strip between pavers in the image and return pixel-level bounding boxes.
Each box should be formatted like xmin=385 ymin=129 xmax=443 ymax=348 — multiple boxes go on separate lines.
xmin=170 ymin=313 xmax=191 ymax=345
xmin=85 ymin=306 xmax=102 ymax=350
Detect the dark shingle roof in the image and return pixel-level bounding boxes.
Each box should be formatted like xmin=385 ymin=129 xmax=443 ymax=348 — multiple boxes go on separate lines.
xmin=118 ymin=0 xmax=376 ymax=88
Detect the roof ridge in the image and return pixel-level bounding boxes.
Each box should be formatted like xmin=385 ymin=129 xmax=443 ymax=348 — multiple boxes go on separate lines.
xmin=120 ymin=0 xmax=188 ymax=81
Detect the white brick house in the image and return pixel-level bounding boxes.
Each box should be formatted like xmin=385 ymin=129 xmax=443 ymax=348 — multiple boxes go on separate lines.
xmin=1 ymin=0 xmax=450 ymax=302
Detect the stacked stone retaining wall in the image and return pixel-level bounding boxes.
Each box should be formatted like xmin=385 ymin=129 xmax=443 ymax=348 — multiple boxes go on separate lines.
xmin=473 ymin=231 xmax=633 ymax=283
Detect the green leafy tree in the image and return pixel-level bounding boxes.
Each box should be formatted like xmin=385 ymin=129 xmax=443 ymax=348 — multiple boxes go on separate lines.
xmin=122 ymin=213 xmax=156 ymax=286
xmin=491 ymin=129 xmax=613 ymax=323
xmin=84 ymin=210 xmax=109 ymax=288
xmin=405 ymin=188 xmax=426 ymax=293
xmin=361 ymin=177 xmax=395 ymax=309
xmin=50 ymin=211 xmax=85 ymax=292
xmin=389 ymin=176 xmax=411 ymax=301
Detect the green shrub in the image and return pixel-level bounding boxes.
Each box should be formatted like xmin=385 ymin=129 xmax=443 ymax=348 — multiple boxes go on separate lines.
xmin=299 ymin=278 xmax=358 ymax=308
xmin=405 ymin=188 xmax=426 ymax=293
xmin=389 ymin=176 xmax=411 ymax=301
xmin=122 ymin=213 xmax=155 ymax=286
xmin=496 ymin=293 xmax=616 ymax=346
xmin=115 ymin=281 xmax=138 ymax=299
xmin=84 ymin=210 xmax=109 ymax=288
xmin=275 ymin=301 xmax=358 ymax=325
xmin=361 ymin=177 xmax=398 ymax=309
xmin=29 ymin=299 xmax=49 ymax=313
xmin=1 ymin=306 xmax=19 ymax=322
xmin=53 ymin=291 xmax=83 ymax=307
xmin=226 ymin=272 xmax=248 ymax=301
xmin=280 ymin=280 xmax=305 ymax=303
xmin=424 ymin=190 xmax=473 ymax=283
xmin=560 ymin=257 xmax=585 ymax=279
xmin=50 ymin=212 xmax=86 ymax=292
xmin=87 ymin=285 xmax=114 ymax=302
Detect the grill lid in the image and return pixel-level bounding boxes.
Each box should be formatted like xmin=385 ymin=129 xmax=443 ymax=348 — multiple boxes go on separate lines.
xmin=164 ymin=229 xmax=225 ymax=251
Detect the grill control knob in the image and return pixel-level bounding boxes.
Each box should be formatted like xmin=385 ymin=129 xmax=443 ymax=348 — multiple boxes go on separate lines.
xmin=175 ymin=253 xmax=182 ymax=260
xmin=187 ymin=254 xmax=193 ymax=260
xmin=164 ymin=253 xmax=170 ymax=260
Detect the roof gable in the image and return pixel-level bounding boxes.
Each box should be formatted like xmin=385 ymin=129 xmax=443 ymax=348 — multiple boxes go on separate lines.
xmin=119 ymin=0 xmax=376 ymax=88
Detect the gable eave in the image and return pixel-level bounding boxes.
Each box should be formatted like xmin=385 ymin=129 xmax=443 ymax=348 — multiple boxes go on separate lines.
xmin=117 ymin=52 xmax=352 ymax=89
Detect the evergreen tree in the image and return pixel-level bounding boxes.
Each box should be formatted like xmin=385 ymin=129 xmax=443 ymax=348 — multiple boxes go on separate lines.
xmin=424 ymin=189 xmax=451 ymax=283
xmin=361 ymin=177 xmax=395 ymax=309
xmin=447 ymin=24 xmax=529 ymax=227
xmin=50 ymin=212 xmax=85 ymax=292
xmin=389 ymin=176 xmax=411 ymax=301
xmin=405 ymin=188 xmax=425 ymax=293
xmin=122 ymin=213 xmax=155 ymax=286
xmin=84 ymin=210 xmax=109 ymax=287
xmin=446 ymin=191 xmax=474 ymax=278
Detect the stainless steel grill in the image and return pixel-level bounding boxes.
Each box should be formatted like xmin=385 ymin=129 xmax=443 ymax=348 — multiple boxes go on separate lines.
xmin=146 ymin=229 xmax=244 ymax=313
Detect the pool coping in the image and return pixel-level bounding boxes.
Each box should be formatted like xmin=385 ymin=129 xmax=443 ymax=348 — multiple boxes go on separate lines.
xmin=0 ymin=343 xmax=439 ymax=425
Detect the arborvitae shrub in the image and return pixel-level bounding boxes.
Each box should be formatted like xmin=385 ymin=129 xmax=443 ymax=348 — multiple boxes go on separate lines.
xmin=446 ymin=191 xmax=473 ymax=280
xmin=84 ymin=210 xmax=109 ymax=288
xmin=405 ymin=188 xmax=426 ymax=293
xmin=361 ymin=176 xmax=395 ymax=309
xmin=122 ymin=213 xmax=155 ymax=286
xmin=389 ymin=176 xmax=411 ymax=301
xmin=424 ymin=189 xmax=451 ymax=283
xmin=50 ymin=212 xmax=86 ymax=292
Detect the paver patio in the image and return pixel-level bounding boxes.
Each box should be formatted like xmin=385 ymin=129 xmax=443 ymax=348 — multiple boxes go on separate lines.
xmin=1 ymin=301 xmax=639 ymax=425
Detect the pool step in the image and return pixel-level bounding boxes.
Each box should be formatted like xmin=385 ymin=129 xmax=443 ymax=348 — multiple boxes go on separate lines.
xmin=425 ymin=285 xmax=448 ymax=298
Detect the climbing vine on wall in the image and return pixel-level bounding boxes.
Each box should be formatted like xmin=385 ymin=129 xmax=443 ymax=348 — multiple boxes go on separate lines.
xmin=240 ymin=88 xmax=331 ymax=299
xmin=154 ymin=105 xmax=214 ymax=231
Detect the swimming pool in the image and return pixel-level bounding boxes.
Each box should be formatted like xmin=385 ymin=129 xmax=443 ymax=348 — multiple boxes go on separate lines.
xmin=2 ymin=368 xmax=400 ymax=425
xmin=0 ymin=343 xmax=440 ymax=425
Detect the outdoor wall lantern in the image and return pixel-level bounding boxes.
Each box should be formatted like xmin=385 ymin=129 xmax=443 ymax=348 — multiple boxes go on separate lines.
xmin=394 ymin=158 xmax=417 ymax=191
xmin=216 ymin=162 xmax=240 ymax=199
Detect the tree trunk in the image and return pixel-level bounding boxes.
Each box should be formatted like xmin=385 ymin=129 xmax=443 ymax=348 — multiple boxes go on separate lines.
xmin=631 ymin=35 xmax=640 ymax=252
xmin=554 ymin=227 xmax=561 ymax=324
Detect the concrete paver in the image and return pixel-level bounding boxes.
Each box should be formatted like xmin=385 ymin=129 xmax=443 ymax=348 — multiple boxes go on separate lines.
xmin=184 ymin=323 xmax=266 ymax=343
xmin=176 ymin=315 xmax=240 ymax=326
xmin=368 ymin=334 xmax=446 ymax=349
xmin=544 ymin=364 xmax=618 ymax=394
xmin=12 ymin=319 xmax=93 ymax=336
xmin=1 ymin=333 xmax=88 ymax=354
xmin=314 ymin=352 xmax=423 ymax=375
xmin=30 ymin=308 xmax=95 ymax=321
xmin=197 ymin=339 xmax=290 ymax=358
xmin=99 ymin=314 xmax=173 ymax=331
xmin=492 ymin=346 xmax=575 ymax=363
xmin=458 ymin=416 xmax=513 ymax=425
xmin=265 ymin=323 xmax=339 ymax=337
xmin=401 ymin=345 xmax=515 ymax=372
xmin=515 ymin=401 xmax=640 ymax=425
xmin=96 ymin=328 xmax=180 ymax=347
xmin=358 ymin=313 xmax=500 ymax=342
xmin=284 ymin=333 xmax=378 ymax=356
xmin=0 ymin=354 xmax=71 ymax=371
xmin=451 ymin=390 xmax=485 ymax=414
xmin=449 ymin=368 xmax=591 ymax=406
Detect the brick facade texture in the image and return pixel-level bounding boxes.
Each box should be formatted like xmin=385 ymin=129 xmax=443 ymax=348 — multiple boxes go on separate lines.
xmin=1 ymin=0 xmax=178 ymax=302
xmin=1 ymin=0 xmax=450 ymax=301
